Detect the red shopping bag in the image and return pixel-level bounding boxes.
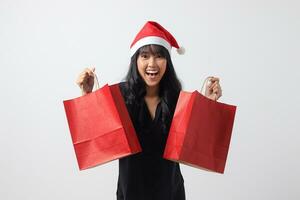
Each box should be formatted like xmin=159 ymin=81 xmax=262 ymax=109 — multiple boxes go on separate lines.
xmin=163 ymin=77 xmax=237 ymax=174
xmin=63 ymin=81 xmax=141 ymax=170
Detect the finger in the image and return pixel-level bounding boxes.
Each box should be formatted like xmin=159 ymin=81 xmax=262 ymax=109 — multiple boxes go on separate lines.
xmin=207 ymin=80 xmax=215 ymax=87
xmin=217 ymin=91 xmax=222 ymax=99
xmin=78 ymin=70 xmax=88 ymax=78
xmin=209 ymin=76 xmax=219 ymax=82
xmin=79 ymin=71 xmax=88 ymax=79
xmin=214 ymin=93 xmax=218 ymax=101
xmin=80 ymin=73 xmax=92 ymax=83
xmin=76 ymin=79 xmax=84 ymax=88
xmin=77 ymin=77 xmax=86 ymax=86
xmin=213 ymin=89 xmax=219 ymax=95
xmin=210 ymin=80 xmax=219 ymax=87
xmin=88 ymin=69 xmax=95 ymax=77
xmin=209 ymin=82 xmax=219 ymax=90
xmin=76 ymin=74 xmax=87 ymax=83
xmin=212 ymin=84 xmax=220 ymax=91
xmin=79 ymin=73 xmax=93 ymax=82
xmin=78 ymin=71 xmax=91 ymax=81
xmin=76 ymin=80 xmax=82 ymax=86
xmin=209 ymin=79 xmax=219 ymax=87
xmin=213 ymin=86 xmax=222 ymax=95
xmin=82 ymin=67 xmax=94 ymax=75
xmin=83 ymin=68 xmax=91 ymax=75
xmin=210 ymin=77 xmax=220 ymax=82
xmin=84 ymin=68 xmax=95 ymax=77
xmin=212 ymin=83 xmax=220 ymax=89
xmin=80 ymin=73 xmax=89 ymax=82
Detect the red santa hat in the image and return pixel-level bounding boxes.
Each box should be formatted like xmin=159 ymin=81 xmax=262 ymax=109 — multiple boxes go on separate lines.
xmin=130 ymin=21 xmax=185 ymax=57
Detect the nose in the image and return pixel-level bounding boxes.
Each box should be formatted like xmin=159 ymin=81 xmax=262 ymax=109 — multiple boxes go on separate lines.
xmin=148 ymin=56 xmax=157 ymax=67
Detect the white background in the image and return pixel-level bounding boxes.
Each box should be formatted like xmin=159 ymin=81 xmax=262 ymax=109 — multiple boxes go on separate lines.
xmin=1 ymin=0 xmax=299 ymax=199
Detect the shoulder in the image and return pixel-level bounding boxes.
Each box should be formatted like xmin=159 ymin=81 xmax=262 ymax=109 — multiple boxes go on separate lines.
xmin=117 ymin=81 xmax=135 ymax=107
xmin=117 ymin=81 xmax=140 ymax=123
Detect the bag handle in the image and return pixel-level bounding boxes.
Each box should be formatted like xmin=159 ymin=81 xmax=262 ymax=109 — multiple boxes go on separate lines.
xmin=92 ymin=71 xmax=100 ymax=91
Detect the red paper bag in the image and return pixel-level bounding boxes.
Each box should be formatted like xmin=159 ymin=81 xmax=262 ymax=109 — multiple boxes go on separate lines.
xmin=63 ymin=83 xmax=141 ymax=170
xmin=163 ymin=88 xmax=237 ymax=174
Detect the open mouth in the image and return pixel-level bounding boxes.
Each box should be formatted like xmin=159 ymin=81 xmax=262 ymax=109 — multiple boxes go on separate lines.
xmin=146 ymin=72 xmax=159 ymax=77
xmin=145 ymin=70 xmax=159 ymax=78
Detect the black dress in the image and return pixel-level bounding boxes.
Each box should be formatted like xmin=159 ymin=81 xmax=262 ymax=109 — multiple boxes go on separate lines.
xmin=116 ymin=82 xmax=185 ymax=200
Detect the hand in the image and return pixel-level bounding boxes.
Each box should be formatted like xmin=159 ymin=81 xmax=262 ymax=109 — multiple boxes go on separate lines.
xmin=204 ymin=76 xmax=222 ymax=101
xmin=76 ymin=67 xmax=96 ymax=95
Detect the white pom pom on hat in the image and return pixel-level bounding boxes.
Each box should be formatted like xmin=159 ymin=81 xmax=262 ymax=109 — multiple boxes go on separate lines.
xmin=130 ymin=21 xmax=185 ymax=57
xmin=176 ymin=46 xmax=185 ymax=55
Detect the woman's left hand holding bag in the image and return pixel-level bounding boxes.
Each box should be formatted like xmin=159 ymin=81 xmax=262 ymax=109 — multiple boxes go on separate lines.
xmin=204 ymin=76 xmax=222 ymax=101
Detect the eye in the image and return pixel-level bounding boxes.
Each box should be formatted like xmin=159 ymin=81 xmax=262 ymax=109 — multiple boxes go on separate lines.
xmin=156 ymin=54 xmax=163 ymax=58
xmin=140 ymin=53 xmax=149 ymax=59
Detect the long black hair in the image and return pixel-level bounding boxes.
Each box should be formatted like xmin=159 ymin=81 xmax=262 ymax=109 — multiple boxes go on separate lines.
xmin=122 ymin=44 xmax=182 ymax=134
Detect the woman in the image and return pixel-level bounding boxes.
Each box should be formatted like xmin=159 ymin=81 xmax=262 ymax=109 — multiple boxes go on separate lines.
xmin=76 ymin=21 xmax=222 ymax=200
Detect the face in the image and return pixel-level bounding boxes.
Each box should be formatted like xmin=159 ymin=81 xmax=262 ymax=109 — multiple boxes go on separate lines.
xmin=137 ymin=46 xmax=167 ymax=88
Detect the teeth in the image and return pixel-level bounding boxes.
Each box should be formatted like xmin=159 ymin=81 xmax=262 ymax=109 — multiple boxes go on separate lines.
xmin=146 ymin=71 xmax=158 ymax=73
xmin=146 ymin=69 xmax=158 ymax=72
xmin=146 ymin=69 xmax=158 ymax=76
xmin=146 ymin=72 xmax=158 ymax=76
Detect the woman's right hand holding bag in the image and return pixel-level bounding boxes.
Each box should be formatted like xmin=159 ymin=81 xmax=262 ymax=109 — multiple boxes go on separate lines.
xmin=76 ymin=67 xmax=96 ymax=95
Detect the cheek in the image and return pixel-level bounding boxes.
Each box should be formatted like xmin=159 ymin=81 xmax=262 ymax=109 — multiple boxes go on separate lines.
xmin=161 ymin=67 xmax=167 ymax=77
xmin=137 ymin=63 xmax=145 ymax=77
xmin=160 ymin=62 xmax=167 ymax=75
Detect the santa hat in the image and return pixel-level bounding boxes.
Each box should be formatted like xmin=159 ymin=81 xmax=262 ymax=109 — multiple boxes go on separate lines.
xmin=130 ymin=21 xmax=185 ymax=57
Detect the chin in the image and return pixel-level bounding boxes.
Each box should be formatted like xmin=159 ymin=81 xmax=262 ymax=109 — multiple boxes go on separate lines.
xmin=144 ymin=80 xmax=160 ymax=87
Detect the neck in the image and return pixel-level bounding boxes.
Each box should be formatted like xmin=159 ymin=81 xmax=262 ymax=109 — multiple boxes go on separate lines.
xmin=145 ymin=85 xmax=160 ymax=98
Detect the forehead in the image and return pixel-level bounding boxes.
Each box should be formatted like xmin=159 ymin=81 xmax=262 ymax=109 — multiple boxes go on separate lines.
xmin=138 ymin=44 xmax=166 ymax=55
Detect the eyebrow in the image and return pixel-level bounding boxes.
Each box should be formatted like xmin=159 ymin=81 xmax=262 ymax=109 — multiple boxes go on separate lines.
xmin=140 ymin=50 xmax=163 ymax=56
xmin=140 ymin=50 xmax=150 ymax=54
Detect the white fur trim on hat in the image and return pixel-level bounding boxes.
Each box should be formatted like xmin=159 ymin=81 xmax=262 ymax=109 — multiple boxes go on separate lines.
xmin=130 ymin=36 xmax=172 ymax=57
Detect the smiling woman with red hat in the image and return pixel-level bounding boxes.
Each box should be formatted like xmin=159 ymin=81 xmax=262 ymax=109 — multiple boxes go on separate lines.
xmin=76 ymin=21 xmax=222 ymax=200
